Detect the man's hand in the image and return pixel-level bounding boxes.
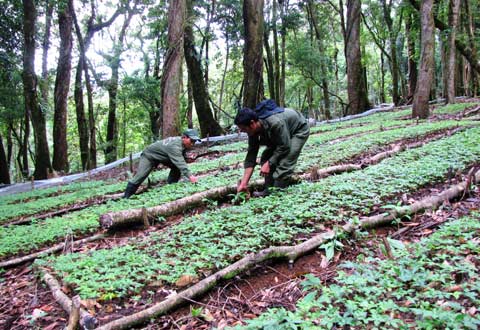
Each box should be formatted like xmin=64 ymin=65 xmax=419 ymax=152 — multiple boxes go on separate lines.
xmin=237 ymin=180 xmax=248 ymax=193
xmin=189 ymin=175 xmax=198 ymax=183
xmin=260 ymin=161 xmax=270 ymax=177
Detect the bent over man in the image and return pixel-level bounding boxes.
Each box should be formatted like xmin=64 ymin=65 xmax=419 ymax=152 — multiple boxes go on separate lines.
xmin=123 ymin=129 xmax=200 ymax=198
xmin=235 ymin=99 xmax=310 ymax=196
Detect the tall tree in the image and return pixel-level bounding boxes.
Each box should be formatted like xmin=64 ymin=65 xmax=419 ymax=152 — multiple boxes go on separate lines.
xmin=345 ymin=0 xmax=369 ymax=115
xmin=104 ymin=1 xmax=137 ymax=164
xmin=242 ymin=0 xmax=264 ymax=109
xmin=22 ymin=0 xmax=52 ymax=179
xmin=52 ymin=0 xmax=73 ymax=172
xmin=445 ymin=0 xmax=460 ymax=104
xmin=161 ymin=0 xmax=186 ymax=138
xmin=412 ymin=0 xmax=435 ymax=119
xmin=184 ymin=0 xmax=223 ymax=137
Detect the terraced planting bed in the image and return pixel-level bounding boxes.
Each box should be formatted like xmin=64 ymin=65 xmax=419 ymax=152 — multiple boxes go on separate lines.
xmin=1 ymin=102 xmax=479 ymax=330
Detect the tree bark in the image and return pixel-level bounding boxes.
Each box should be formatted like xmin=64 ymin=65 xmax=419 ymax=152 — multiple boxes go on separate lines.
xmin=242 ymin=0 xmax=264 ymax=109
xmin=345 ymin=0 xmax=369 ymax=115
xmin=22 ymin=0 xmax=52 ymax=180
xmin=0 ymin=135 xmax=10 ymax=184
xmin=412 ymin=0 xmax=435 ymax=119
xmin=445 ymin=0 xmax=460 ymax=104
xmin=161 ymin=0 xmax=186 ymax=138
xmin=40 ymin=0 xmax=53 ymax=106
xmin=405 ymin=12 xmax=418 ymax=103
xmin=184 ymin=0 xmax=223 ymax=137
xmin=52 ymin=0 xmax=73 ymax=172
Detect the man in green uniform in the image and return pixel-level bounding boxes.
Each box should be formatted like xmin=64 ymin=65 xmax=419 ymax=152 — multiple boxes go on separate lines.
xmin=123 ymin=129 xmax=201 ymax=198
xmin=235 ymin=99 xmax=310 ymax=196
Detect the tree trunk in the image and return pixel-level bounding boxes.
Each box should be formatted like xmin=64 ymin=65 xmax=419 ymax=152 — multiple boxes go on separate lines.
xmin=445 ymin=0 xmax=460 ymax=104
xmin=52 ymin=0 xmax=73 ymax=172
xmin=105 ymin=6 xmax=135 ymax=164
xmin=345 ymin=0 xmax=369 ymax=115
xmin=218 ymin=34 xmax=229 ymax=113
xmin=161 ymin=0 xmax=186 ymax=138
xmin=184 ymin=0 xmax=223 ymax=137
xmin=272 ymin=0 xmax=281 ymax=105
xmin=0 ymin=135 xmax=10 ymax=184
xmin=242 ymin=0 xmax=264 ymax=109
xmin=23 ymin=0 xmax=52 ymax=180
xmin=263 ymin=29 xmax=276 ymax=101
xmin=464 ymin=0 xmax=477 ymax=96
xmin=306 ymin=0 xmax=331 ymax=119
xmin=40 ymin=0 xmax=53 ymax=106
xmin=412 ymin=0 xmax=435 ymax=119
xmin=405 ymin=12 xmax=418 ymax=103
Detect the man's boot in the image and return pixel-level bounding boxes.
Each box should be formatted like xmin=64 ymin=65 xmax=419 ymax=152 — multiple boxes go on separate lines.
xmin=274 ymin=176 xmax=297 ymax=189
xmin=123 ymin=182 xmax=139 ymax=198
xmin=253 ymin=173 xmax=274 ymax=197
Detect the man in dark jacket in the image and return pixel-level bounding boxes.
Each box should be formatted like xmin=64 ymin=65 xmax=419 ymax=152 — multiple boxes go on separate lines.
xmin=235 ymin=99 xmax=310 ymax=196
xmin=123 ymin=129 xmax=201 ymax=198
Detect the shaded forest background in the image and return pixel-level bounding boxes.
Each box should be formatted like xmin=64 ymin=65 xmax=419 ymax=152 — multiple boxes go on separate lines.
xmin=0 ymin=0 xmax=478 ymax=183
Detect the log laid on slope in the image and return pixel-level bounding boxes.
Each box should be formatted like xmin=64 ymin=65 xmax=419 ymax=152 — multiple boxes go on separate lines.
xmin=0 ymin=234 xmax=105 ymax=268
xmin=100 ymin=181 xmax=264 ymax=229
xmin=94 ymin=168 xmax=480 ymax=330
xmin=37 ymin=267 xmax=97 ymax=329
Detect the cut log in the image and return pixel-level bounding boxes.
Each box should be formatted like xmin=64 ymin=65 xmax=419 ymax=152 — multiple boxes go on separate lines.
xmin=0 ymin=234 xmax=105 ymax=268
xmin=100 ymin=180 xmax=264 ymax=229
xmin=37 ymin=267 xmax=97 ymax=329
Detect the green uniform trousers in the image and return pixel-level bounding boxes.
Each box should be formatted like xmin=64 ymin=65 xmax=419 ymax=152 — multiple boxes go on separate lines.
xmin=260 ymin=134 xmax=308 ymax=184
xmin=130 ymin=156 xmax=181 ymax=186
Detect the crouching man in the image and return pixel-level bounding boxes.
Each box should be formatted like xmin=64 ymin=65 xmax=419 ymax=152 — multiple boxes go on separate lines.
xmin=123 ymin=129 xmax=201 ymax=198
xmin=235 ymin=99 xmax=310 ymax=196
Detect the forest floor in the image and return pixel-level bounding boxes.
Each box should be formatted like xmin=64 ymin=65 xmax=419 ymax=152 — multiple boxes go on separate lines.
xmin=1 ymin=100 xmax=479 ymax=330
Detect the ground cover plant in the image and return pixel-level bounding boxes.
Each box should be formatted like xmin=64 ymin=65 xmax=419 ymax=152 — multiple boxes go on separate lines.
xmin=233 ymin=214 xmax=480 ymax=329
xmin=38 ymin=127 xmax=480 ymax=307
xmin=1 ymin=119 xmax=473 ymax=259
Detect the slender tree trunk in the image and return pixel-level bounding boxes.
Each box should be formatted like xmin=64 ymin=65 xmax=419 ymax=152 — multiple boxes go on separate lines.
xmin=345 ymin=0 xmax=369 ymax=115
xmin=0 ymin=135 xmax=10 ymax=184
xmin=272 ymin=0 xmax=280 ymax=104
xmin=184 ymin=0 xmax=223 ymax=137
xmin=306 ymin=0 xmax=330 ymax=118
xmin=105 ymin=4 xmax=136 ymax=163
xmin=279 ymin=0 xmax=287 ymax=106
xmin=412 ymin=0 xmax=435 ymax=119
xmin=380 ymin=52 xmax=386 ymax=103
xmin=242 ymin=0 xmax=264 ymax=109
xmin=23 ymin=0 xmax=52 ymax=180
xmin=186 ymin=77 xmax=193 ymax=129
xmin=406 ymin=12 xmax=418 ymax=103
xmin=40 ymin=0 xmax=53 ymax=106
xmin=218 ymin=34 xmax=229 ymax=113
xmin=263 ymin=29 xmax=276 ymax=101
xmin=464 ymin=0 xmax=477 ymax=96
xmin=52 ymin=0 xmax=73 ymax=172
xmin=445 ymin=0 xmax=460 ymax=104
xmin=161 ymin=0 xmax=186 ymax=138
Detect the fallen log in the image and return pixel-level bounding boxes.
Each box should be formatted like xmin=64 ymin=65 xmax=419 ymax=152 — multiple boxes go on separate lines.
xmin=100 ymin=181 xmax=264 ymax=229
xmin=37 ymin=267 xmax=97 ymax=329
xmin=0 ymin=233 xmax=105 ymax=268
xmin=76 ymin=168 xmax=480 ymax=329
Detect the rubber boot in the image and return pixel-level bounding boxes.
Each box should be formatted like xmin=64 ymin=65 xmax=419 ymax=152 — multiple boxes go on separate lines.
xmin=253 ymin=173 xmax=274 ymax=197
xmin=273 ymin=176 xmax=295 ymax=189
xmin=123 ymin=182 xmax=139 ymax=198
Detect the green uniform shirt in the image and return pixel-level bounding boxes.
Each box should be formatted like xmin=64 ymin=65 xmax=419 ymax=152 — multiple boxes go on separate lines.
xmin=244 ymin=108 xmax=310 ymax=168
xmin=142 ymin=137 xmax=191 ymax=179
